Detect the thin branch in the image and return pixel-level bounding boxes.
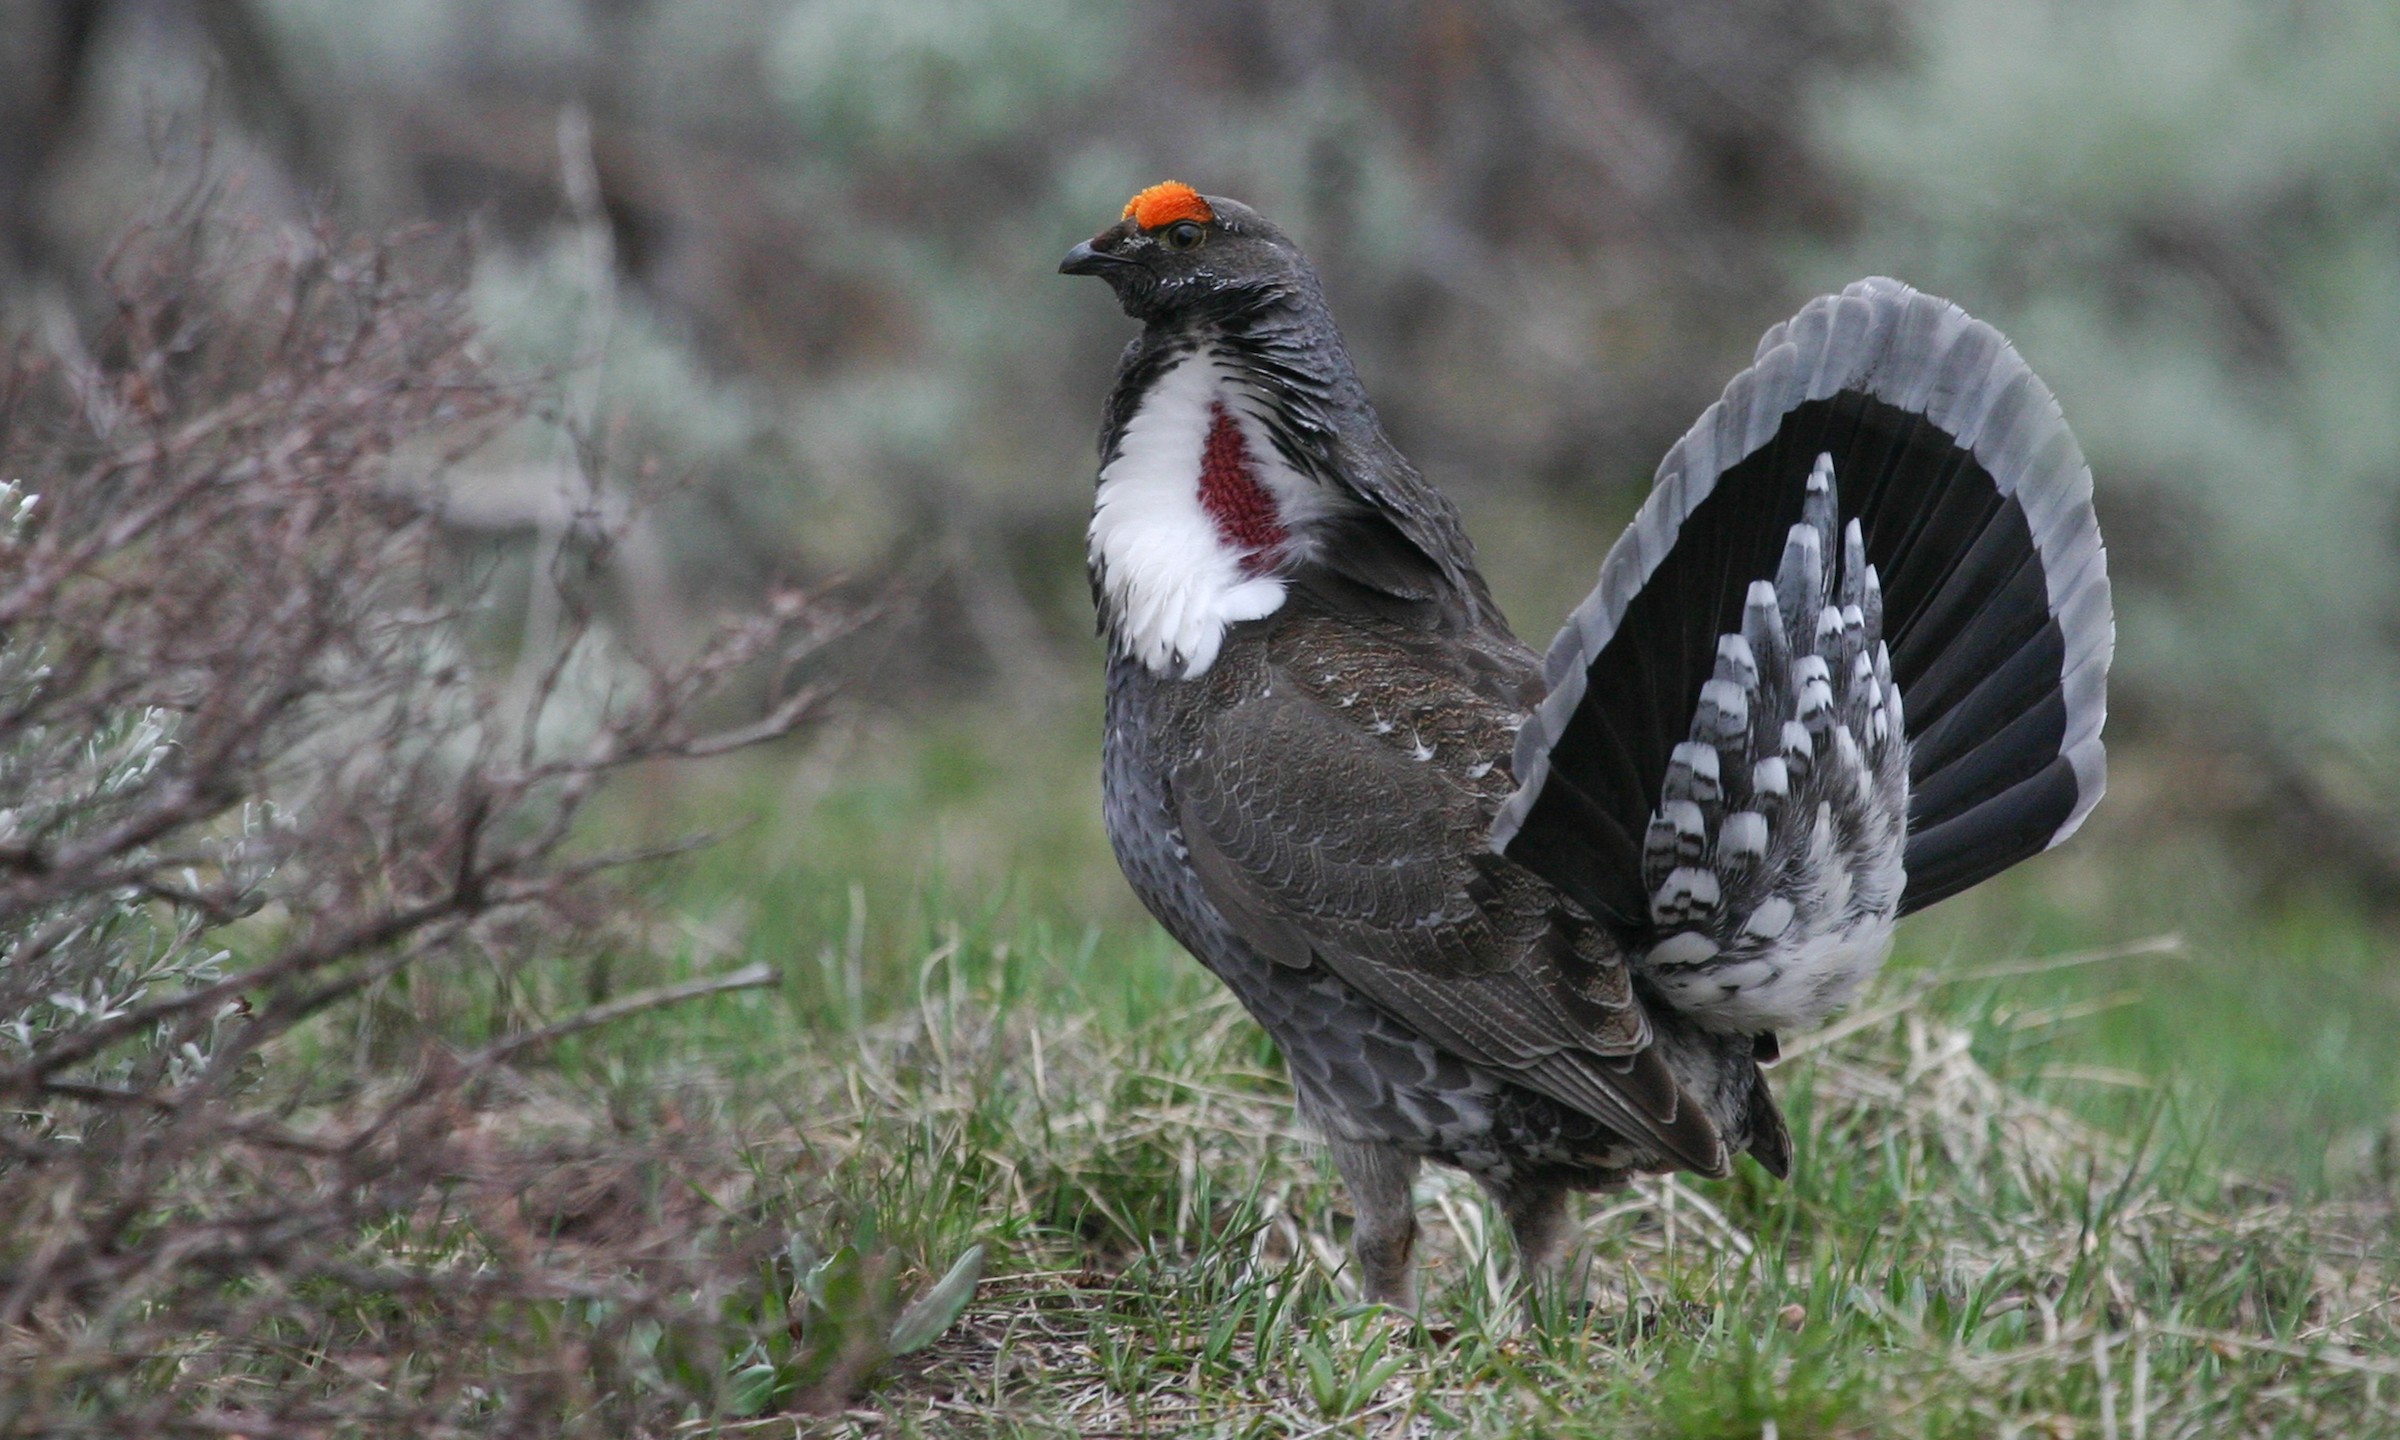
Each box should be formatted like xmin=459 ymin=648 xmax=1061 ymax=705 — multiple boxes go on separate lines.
xmin=468 ymin=962 xmax=777 ymax=1067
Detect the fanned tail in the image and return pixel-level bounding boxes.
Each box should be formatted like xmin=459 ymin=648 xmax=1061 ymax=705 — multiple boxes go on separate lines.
xmin=1493 ymin=279 xmax=2112 ymax=1029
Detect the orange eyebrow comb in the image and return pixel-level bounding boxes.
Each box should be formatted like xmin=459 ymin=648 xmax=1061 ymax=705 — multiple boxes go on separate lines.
xmin=1123 ymin=181 xmax=1214 ymax=230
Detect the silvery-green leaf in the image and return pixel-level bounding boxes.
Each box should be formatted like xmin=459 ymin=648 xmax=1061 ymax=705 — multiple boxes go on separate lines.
xmin=886 ymin=1243 xmax=984 ymax=1355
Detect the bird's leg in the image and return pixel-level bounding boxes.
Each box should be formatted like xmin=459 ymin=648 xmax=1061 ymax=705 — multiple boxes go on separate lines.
xmin=1487 ymin=1180 xmax=1573 ymax=1314
xmin=1327 ymin=1137 xmax=1420 ymax=1312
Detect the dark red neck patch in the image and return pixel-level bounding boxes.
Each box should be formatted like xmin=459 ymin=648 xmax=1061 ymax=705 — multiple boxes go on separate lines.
xmin=1198 ymin=402 xmax=1287 ymax=575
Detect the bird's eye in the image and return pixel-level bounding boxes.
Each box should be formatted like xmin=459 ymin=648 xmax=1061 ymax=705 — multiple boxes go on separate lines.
xmin=1161 ymin=220 xmax=1206 ymax=252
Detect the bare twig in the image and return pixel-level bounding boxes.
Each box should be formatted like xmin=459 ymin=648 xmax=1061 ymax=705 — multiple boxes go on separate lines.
xmin=471 ymin=963 xmax=777 ymax=1066
xmin=0 ymin=196 xmax=845 ymax=1436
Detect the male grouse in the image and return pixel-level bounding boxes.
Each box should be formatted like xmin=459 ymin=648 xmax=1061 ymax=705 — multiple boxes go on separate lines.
xmin=1062 ymin=181 xmax=2111 ymax=1310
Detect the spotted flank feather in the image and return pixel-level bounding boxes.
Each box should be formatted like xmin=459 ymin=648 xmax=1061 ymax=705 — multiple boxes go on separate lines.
xmin=1637 ymin=454 xmax=1909 ymax=1031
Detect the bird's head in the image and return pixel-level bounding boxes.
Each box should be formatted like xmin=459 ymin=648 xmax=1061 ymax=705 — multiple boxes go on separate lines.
xmin=1059 ymin=181 xmax=1314 ymax=324
xmin=1064 ymin=181 xmax=1500 ymax=674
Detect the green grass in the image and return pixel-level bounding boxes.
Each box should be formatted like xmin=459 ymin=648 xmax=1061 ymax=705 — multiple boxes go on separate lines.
xmin=355 ymin=705 xmax=2386 ymax=1436
xmin=629 ymin=702 xmax=2400 ymax=1185
xmin=605 ymin=898 xmax=2397 ymax=1432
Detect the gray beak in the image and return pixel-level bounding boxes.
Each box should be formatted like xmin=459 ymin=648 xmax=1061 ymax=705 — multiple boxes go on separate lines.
xmin=1059 ymin=240 xmax=1137 ymax=277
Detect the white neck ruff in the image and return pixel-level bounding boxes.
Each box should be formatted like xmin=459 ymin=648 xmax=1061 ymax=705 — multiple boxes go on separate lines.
xmin=1088 ymin=354 xmax=1336 ymax=678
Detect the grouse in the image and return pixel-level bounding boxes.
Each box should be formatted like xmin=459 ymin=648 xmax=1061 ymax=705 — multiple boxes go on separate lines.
xmin=1062 ymin=181 xmax=2111 ymax=1310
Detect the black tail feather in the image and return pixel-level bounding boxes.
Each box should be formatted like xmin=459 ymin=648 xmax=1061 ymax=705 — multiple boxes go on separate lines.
xmin=1495 ymin=279 xmax=2112 ymax=929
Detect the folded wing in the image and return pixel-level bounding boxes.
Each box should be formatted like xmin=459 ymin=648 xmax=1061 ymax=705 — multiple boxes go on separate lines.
xmin=1171 ymin=636 xmax=1732 ymax=1175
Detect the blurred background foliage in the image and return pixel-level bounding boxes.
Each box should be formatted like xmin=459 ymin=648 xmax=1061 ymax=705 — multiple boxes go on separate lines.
xmin=3 ymin=0 xmax=2395 ymax=1181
